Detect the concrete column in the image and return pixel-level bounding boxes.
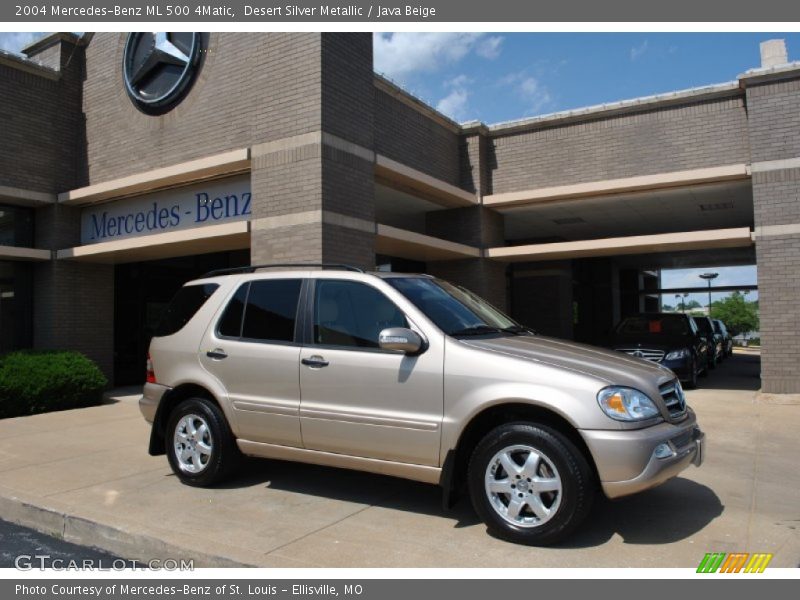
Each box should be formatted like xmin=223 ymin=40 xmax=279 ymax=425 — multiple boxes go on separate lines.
xmin=249 ymin=33 xmax=375 ymax=271
xmin=510 ymin=261 xmax=574 ymax=338
xmin=425 ymin=206 xmax=508 ymax=311
xmin=744 ymin=72 xmax=800 ymax=393
xmin=19 ymin=35 xmax=115 ymax=382
xmin=34 ymin=204 xmax=114 ymax=382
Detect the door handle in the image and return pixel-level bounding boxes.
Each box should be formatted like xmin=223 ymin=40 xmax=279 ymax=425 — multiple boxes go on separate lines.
xmin=301 ymin=356 xmax=329 ymax=368
xmin=206 ymin=348 xmax=228 ymax=360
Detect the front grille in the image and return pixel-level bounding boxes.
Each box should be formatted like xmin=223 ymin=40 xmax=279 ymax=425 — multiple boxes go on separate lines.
xmin=659 ymin=380 xmax=687 ymax=418
xmin=618 ymin=348 xmax=665 ymax=363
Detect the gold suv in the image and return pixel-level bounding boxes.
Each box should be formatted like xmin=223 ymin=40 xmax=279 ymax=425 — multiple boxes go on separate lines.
xmin=140 ymin=264 xmax=704 ymax=545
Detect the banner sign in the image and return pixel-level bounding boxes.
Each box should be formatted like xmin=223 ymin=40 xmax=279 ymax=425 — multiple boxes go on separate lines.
xmin=80 ymin=174 xmax=251 ymax=245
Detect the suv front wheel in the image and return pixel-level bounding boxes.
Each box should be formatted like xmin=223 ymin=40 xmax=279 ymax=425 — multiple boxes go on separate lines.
xmin=468 ymin=423 xmax=594 ymax=546
xmin=166 ymin=397 xmax=240 ymax=487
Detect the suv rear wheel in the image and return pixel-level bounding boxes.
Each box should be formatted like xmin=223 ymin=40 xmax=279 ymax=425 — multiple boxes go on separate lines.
xmin=166 ymin=397 xmax=240 ymax=487
xmin=468 ymin=422 xmax=594 ymax=545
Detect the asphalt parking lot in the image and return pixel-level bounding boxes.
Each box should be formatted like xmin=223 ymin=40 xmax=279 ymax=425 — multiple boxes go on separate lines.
xmin=0 ymin=349 xmax=797 ymax=568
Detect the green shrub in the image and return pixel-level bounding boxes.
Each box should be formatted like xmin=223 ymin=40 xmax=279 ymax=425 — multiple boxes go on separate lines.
xmin=0 ymin=350 xmax=108 ymax=419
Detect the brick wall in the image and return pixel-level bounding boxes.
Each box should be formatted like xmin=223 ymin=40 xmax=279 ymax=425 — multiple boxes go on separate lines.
xmin=746 ymin=78 xmax=800 ymax=162
xmin=34 ymin=203 xmax=114 ymax=380
xmin=82 ymin=33 xmax=323 ymax=186
xmin=250 ymin=33 xmax=376 ymax=272
xmin=0 ymin=44 xmax=84 ymax=193
xmin=459 ymin=131 xmax=489 ymax=195
xmin=746 ymin=77 xmax=800 ymax=393
xmin=374 ymin=87 xmax=461 ymax=186
xmin=426 ymin=206 xmax=508 ymax=310
xmin=751 ymin=167 xmax=800 ymax=393
xmin=489 ymin=96 xmax=751 ymax=194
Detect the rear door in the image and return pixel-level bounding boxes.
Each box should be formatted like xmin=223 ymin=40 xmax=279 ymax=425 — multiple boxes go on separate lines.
xmin=200 ymin=278 xmax=304 ymax=446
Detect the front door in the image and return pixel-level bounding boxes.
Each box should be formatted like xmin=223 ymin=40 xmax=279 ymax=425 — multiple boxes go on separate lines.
xmin=200 ymin=278 xmax=304 ymax=447
xmin=299 ymin=279 xmax=444 ymax=466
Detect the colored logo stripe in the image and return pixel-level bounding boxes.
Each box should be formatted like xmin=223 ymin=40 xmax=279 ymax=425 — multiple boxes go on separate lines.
xmin=744 ymin=553 xmax=773 ymax=573
xmin=697 ymin=552 xmax=773 ymax=573
xmin=697 ymin=552 xmax=726 ymax=573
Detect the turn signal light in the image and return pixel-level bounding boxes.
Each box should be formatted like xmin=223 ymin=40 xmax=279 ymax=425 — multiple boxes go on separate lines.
xmin=146 ymin=353 xmax=156 ymax=384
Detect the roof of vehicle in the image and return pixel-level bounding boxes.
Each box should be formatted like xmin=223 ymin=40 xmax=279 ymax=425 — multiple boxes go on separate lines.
xmin=622 ymin=312 xmax=691 ymax=319
xmin=185 ymin=267 xmax=434 ymax=287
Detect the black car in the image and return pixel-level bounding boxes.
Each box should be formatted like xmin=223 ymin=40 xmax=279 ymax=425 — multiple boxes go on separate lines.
xmin=692 ymin=316 xmax=723 ymax=368
xmin=611 ymin=312 xmax=709 ymax=388
xmin=713 ymin=319 xmax=733 ymax=358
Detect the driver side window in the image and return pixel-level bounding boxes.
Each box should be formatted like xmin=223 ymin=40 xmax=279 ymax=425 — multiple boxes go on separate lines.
xmin=313 ymin=280 xmax=407 ymax=349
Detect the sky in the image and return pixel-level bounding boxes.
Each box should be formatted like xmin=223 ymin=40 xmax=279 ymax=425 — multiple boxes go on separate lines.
xmin=660 ymin=265 xmax=757 ymax=308
xmin=2 ymin=32 xmax=771 ymax=298
xmin=4 ymin=32 xmax=798 ymax=124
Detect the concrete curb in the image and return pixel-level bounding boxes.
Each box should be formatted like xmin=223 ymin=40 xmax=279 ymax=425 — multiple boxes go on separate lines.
xmin=0 ymin=492 xmax=256 ymax=568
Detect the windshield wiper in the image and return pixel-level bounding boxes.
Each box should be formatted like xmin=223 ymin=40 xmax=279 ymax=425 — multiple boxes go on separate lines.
xmin=501 ymin=325 xmax=536 ymax=335
xmin=449 ymin=325 xmax=504 ymax=336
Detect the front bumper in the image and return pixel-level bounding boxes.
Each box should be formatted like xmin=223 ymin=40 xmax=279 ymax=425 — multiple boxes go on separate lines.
xmin=663 ymin=359 xmax=692 ymax=381
xmin=138 ymin=382 xmax=171 ymax=423
xmin=580 ymin=412 xmax=705 ymax=499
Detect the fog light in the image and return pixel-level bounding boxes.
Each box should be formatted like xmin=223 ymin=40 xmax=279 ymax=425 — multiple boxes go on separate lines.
xmin=654 ymin=443 xmax=675 ymax=459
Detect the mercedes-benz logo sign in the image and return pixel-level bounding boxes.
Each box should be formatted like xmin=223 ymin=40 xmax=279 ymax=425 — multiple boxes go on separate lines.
xmin=123 ymin=33 xmax=202 ymax=114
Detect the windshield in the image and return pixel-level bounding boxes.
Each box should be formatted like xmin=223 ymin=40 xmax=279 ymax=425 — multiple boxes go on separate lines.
xmin=385 ymin=277 xmax=520 ymax=336
xmin=616 ymin=314 xmax=690 ymax=337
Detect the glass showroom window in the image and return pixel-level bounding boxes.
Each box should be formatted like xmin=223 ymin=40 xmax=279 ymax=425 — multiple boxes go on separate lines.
xmin=0 ymin=205 xmax=34 ymax=247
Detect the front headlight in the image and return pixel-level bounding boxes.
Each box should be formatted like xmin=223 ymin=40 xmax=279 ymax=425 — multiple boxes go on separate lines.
xmin=597 ymin=386 xmax=661 ymax=421
xmin=665 ymin=348 xmax=689 ymax=361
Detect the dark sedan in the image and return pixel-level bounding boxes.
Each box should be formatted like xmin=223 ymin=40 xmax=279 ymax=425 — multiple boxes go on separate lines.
xmin=611 ymin=312 xmax=709 ymax=388
xmin=692 ymin=316 xmax=724 ymax=368
xmin=713 ymin=319 xmax=733 ymax=358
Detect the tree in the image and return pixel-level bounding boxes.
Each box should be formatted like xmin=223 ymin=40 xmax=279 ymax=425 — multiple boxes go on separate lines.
xmin=710 ymin=292 xmax=759 ymax=337
xmin=684 ymin=299 xmax=702 ymax=310
xmin=662 ymin=303 xmax=674 ymax=311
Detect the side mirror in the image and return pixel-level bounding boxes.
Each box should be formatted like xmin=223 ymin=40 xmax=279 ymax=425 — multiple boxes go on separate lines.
xmin=378 ymin=327 xmax=423 ymax=354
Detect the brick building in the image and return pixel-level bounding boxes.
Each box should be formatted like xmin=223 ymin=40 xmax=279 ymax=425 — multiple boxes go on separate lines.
xmin=0 ymin=32 xmax=797 ymax=392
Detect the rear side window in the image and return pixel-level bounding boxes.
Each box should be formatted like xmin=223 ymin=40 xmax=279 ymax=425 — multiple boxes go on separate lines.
xmin=219 ymin=279 xmax=302 ymax=343
xmin=155 ymin=284 xmax=219 ymax=337
xmin=217 ymin=284 xmax=248 ymax=338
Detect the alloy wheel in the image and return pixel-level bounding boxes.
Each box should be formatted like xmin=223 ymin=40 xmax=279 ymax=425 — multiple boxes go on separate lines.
xmin=484 ymin=444 xmax=563 ymax=528
xmin=173 ymin=413 xmax=213 ymax=474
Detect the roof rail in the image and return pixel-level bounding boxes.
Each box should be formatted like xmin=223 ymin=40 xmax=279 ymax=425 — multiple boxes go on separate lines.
xmin=202 ymin=263 xmax=365 ymax=278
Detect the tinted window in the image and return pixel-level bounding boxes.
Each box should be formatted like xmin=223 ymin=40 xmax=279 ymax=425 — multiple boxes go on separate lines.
xmin=693 ymin=317 xmax=713 ymax=335
xmin=386 ymin=277 xmax=517 ymax=335
xmin=155 ymin=284 xmax=219 ymax=337
xmin=217 ymin=284 xmax=248 ymax=338
xmin=241 ymin=279 xmax=302 ymax=342
xmin=314 ymin=280 xmax=406 ymax=349
xmin=617 ymin=315 xmax=690 ymax=336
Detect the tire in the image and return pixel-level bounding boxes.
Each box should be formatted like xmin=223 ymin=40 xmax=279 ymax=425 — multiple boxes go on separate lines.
xmin=708 ymin=351 xmax=717 ymax=370
xmin=166 ymin=397 xmax=240 ymax=487
xmin=684 ymin=356 xmax=698 ymax=389
xmin=699 ymin=352 xmax=709 ymax=377
xmin=467 ymin=422 xmax=594 ymax=546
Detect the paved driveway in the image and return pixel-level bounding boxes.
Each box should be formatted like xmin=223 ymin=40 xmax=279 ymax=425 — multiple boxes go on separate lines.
xmin=0 ymin=351 xmax=797 ymax=568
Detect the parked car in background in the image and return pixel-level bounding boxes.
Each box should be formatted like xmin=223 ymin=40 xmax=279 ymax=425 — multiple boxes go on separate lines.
xmin=611 ymin=313 xmax=708 ymax=388
xmin=692 ymin=316 xmax=723 ymax=368
xmin=139 ymin=266 xmax=705 ymax=546
xmin=713 ymin=319 xmax=733 ymax=358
